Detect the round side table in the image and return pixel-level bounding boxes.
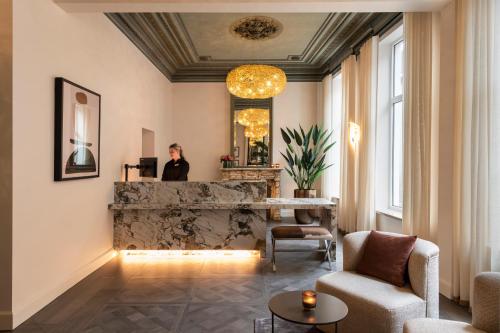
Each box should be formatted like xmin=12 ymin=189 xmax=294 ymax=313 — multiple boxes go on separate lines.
xmin=268 ymin=291 xmax=348 ymax=332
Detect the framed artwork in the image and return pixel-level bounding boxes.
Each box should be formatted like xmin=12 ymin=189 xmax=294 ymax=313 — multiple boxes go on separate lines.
xmin=54 ymin=77 xmax=101 ymax=181
xmin=233 ymin=146 xmax=240 ymax=158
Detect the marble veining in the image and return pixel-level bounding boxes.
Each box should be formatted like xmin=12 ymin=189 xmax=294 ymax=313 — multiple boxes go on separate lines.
xmin=111 ymin=181 xmax=336 ymax=255
xmin=114 ymin=208 xmax=267 ymax=254
xmin=114 ymin=181 xmax=267 ymax=204
xmin=109 ymin=198 xmax=335 ymax=210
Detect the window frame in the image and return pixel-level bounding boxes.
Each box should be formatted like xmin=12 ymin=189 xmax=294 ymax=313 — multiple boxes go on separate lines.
xmin=389 ymin=38 xmax=404 ymax=211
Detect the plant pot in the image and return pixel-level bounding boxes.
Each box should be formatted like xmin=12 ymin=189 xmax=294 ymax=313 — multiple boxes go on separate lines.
xmin=294 ymin=189 xmax=320 ymax=224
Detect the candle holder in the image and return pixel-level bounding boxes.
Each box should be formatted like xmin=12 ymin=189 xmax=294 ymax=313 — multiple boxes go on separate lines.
xmin=302 ymin=290 xmax=317 ymax=310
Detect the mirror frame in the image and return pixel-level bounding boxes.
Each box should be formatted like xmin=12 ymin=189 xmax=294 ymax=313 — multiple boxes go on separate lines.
xmin=230 ymin=95 xmax=273 ymax=167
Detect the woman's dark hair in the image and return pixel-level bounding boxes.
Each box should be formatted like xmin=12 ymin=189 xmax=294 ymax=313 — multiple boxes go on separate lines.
xmin=169 ymin=143 xmax=184 ymax=159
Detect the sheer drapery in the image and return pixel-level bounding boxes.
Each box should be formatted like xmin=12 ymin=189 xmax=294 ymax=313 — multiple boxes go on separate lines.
xmin=356 ymin=37 xmax=378 ymax=231
xmin=339 ymin=37 xmax=378 ymax=233
xmin=452 ymin=0 xmax=496 ymax=303
xmin=402 ymin=12 xmax=439 ymax=241
xmin=320 ymin=74 xmax=335 ymax=201
xmin=339 ymin=55 xmax=358 ymax=233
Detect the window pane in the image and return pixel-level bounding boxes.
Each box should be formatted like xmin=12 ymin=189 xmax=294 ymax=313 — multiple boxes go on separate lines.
xmin=393 ymin=41 xmax=404 ymax=97
xmin=392 ymin=101 xmax=404 ymax=208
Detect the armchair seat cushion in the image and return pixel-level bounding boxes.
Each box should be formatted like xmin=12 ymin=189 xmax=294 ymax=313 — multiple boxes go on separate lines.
xmin=404 ymin=318 xmax=486 ymax=333
xmin=316 ymin=271 xmax=426 ymax=332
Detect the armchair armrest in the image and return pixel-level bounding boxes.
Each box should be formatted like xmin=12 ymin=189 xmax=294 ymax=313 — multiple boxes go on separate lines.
xmin=408 ymin=238 xmax=440 ymax=318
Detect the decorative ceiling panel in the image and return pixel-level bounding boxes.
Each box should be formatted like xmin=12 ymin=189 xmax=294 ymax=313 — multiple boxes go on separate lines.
xmin=106 ymin=12 xmax=400 ymax=82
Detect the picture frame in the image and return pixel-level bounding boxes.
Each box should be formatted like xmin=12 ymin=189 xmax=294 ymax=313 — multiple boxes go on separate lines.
xmin=233 ymin=146 xmax=240 ymax=158
xmin=54 ymin=77 xmax=101 ymax=181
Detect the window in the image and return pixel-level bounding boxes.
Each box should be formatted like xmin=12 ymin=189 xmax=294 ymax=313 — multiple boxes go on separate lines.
xmin=375 ymin=23 xmax=403 ymax=218
xmin=390 ymin=40 xmax=404 ymax=209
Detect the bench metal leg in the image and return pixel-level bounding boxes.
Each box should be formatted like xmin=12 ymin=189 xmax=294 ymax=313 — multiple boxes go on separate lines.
xmin=323 ymin=240 xmax=333 ymax=271
xmin=272 ymin=236 xmax=276 ymax=272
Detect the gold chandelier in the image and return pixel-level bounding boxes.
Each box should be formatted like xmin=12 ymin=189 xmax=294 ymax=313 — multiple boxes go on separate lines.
xmin=244 ymin=124 xmax=269 ymax=139
xmin=237 ymin=108 xmax=269 ymax=127
xmin=226 ymin=65 xmax=287 ymax=99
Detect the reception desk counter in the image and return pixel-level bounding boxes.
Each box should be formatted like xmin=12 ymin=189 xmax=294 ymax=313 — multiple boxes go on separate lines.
xmin=109 ymin=181 xmax=336 ymax=257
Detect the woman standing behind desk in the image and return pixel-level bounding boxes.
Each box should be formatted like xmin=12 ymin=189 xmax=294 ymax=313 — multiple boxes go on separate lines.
xmin=161 ymin=143 xmax=190 ymax=181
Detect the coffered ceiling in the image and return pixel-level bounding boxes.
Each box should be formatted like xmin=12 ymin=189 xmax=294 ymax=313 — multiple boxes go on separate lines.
xmin=106 ymin=12 xmax=400 ymax=82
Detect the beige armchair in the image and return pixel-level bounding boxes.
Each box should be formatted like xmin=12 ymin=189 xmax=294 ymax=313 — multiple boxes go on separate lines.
xmin=404 ymin=272 xmax=500 ymax=333
xmin=316 ymin=231 xmax=439 ymax=333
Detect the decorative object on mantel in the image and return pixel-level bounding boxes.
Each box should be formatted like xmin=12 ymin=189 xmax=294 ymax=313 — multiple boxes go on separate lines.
xmin=54 ymin=77 xmax=101 ymax=181
xmin=226 ymin=64 xmax=286 ymax=99
xmin=280 ymin=125 xmax=335 ymax=224
xmin=220 ymin=154 xmax=235 ymax=168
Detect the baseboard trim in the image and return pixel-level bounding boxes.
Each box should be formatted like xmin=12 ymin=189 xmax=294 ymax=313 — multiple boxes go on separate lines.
xmin=440 ymin=278 xmax=452 ymax=299
xmin=12 ymin=248 xmax=116 ymax=329
xmin=0 ymin=311 xmax=13 ymax=331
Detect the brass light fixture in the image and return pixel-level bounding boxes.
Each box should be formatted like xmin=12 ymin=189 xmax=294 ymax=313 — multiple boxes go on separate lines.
xmin=226 ymin=65 xmax=287 ymax=99
xmin=237 ymin=108 xmax=269 ymax=127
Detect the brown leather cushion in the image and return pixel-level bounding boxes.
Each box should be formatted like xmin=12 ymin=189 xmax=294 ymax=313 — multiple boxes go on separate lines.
xmin=271 ymin=226 xmax=332 ymax=239
xmin=356 ymin=231 xmax=417 ymax=287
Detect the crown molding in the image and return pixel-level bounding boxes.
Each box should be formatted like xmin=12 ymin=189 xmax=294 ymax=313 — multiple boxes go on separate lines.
xmin=106 ymin=12 xmax=401 ymax=82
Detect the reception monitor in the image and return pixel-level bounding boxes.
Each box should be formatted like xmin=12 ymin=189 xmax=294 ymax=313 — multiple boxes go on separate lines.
xmin=139 ymin=157 xmax=158 ymax=178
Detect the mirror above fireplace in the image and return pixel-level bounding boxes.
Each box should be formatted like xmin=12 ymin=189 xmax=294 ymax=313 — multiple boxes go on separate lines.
xmin=230 ymin=95 xmax=273 ymax=167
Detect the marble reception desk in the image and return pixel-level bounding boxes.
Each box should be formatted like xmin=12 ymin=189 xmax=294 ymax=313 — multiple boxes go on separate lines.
xmin=109 ymin=181 xmax=336 ymax=257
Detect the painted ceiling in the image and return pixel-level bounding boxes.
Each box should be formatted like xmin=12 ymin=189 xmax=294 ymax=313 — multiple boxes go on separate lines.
xmin=106 ymin=12 xmax=400 ymax=82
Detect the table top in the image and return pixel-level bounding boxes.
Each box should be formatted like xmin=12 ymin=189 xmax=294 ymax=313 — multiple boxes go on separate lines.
xmin=268 ymin=291 xmax=348 ymax=326
xmin=109 ymin=197 xmax=335 ymax=210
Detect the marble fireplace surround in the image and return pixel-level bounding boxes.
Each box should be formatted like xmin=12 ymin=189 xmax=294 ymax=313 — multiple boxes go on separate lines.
xmin=109 ymin=181 xmax=336 ymax=257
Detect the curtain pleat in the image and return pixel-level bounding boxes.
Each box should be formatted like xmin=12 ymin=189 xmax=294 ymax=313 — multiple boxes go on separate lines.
xmin=356 ymin=37 xmax=378 ymax=232
xmin=452 ymin=0 xmax=495 ymax=303
xmin=402 ymin=13 xmax=438 ymax=241
xmin=321 ymin=74 xmax=335 ymax=201
xmin=339 ymin=55 xmax=358 ymax=233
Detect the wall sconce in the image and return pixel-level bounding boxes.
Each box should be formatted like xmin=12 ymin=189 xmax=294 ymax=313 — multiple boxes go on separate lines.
xmin=349 ymin=122 xmax=360 ymax=147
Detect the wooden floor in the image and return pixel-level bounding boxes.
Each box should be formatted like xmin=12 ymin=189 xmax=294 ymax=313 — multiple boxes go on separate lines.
xmin=12 ymin=219 xmax=471 ymax=332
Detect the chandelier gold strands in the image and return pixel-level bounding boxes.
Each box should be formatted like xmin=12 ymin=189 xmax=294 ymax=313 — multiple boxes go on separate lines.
xmin=237 ymin=108 xmax=269 ymax=127
xmin=226 ymin=65 xmax=287 ymax=99
xmin=244 ymin=124 xmax=269 ymax=139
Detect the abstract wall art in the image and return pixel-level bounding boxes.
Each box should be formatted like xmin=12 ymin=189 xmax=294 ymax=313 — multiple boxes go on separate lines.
xmin=54 ymin=77 xmax=100 ymax=181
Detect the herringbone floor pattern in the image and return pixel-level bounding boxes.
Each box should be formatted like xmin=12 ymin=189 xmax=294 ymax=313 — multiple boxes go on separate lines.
xmin=12 ymin=219 xmax=471 ymax=333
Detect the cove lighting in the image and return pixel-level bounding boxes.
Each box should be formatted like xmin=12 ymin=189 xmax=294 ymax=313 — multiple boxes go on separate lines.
xmin=119 ymin=250 xmax=261 ymax=260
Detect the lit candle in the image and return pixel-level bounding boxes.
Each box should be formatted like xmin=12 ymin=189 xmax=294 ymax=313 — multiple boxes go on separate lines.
xmin=302 ymin=290 xmax=317 ymax=310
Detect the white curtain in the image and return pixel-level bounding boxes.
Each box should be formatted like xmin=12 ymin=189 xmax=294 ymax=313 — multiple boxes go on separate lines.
xmin=402 ymin=13 xmax=439 ymax=241
xmin=491 ymin=0 xmax=500 ymax=272
xmin=321 ymin=74 xmax=335 ymax=201
xmin=452 ymin=0 xmax=496 ymax=303
xmin=356 ymin=37 xmax=378 ymax=231
xmin=339 ymin=55 xmax=358 ymax=233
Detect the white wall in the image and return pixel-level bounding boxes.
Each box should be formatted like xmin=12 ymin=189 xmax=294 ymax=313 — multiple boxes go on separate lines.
xmin=11 ymin=0 xmax=173 ymax=327
xmin=172 ymin=82 xmax=321 ymax=200
xmin=172 ymin=83 xmax=230 ymax=181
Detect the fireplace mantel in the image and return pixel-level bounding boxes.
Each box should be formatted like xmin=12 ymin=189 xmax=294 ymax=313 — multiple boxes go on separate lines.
xmin=220 ymin=167 xmax=282 ymax=220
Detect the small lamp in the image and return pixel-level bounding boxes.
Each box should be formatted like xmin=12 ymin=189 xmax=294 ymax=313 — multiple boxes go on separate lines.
xmin=349 ymin=122 xmax=360 ymax=147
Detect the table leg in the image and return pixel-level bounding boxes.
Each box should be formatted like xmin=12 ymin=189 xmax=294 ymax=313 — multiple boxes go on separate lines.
xmin=335 ymin=321 xmax=338 ymax=333
xmin=271 ymin=313 xmax=274 ymax=333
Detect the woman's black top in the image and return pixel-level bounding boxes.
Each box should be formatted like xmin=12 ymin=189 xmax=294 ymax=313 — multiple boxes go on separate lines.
xmin=161 ymin=158 xmax=189 ymax=181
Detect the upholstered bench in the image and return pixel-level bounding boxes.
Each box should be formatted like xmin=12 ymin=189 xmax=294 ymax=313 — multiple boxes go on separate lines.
xmin=271 ymin=226 xmax=334 ymax=272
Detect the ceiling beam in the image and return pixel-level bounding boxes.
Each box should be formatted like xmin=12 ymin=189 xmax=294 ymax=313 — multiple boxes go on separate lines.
xmin=54 ymin=0 xmax=450 ymax=13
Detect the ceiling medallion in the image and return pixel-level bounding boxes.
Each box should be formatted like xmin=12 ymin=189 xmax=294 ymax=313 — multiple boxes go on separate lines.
xmin=230 ymin=16 xmax=283 ymax=41
xmin=226 ymin=64 xmax=287 ymax=99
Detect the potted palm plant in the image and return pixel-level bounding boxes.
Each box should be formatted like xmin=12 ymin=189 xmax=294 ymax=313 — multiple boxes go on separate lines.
xmin=280 ymin=125 xmax=334 ymax=224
